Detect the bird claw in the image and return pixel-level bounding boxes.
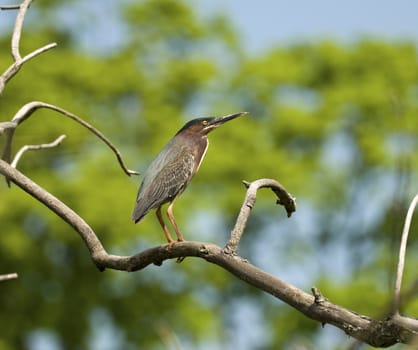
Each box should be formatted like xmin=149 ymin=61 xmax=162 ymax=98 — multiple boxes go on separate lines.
xmin=164 ymin=239 xmax=186 ymax=263
xmin=165 ymin=241 xmax=176 ymax=250
xmin=165 ymin=238 xmax=183 ymax=249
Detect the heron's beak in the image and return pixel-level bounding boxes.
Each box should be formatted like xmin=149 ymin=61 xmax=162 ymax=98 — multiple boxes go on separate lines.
xmin=207 ymin=111 xmax=248 ymax=129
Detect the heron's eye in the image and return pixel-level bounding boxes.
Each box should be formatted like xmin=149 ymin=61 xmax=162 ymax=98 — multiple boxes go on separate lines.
xmin=202 ymin=120 xmax=208 ymax=126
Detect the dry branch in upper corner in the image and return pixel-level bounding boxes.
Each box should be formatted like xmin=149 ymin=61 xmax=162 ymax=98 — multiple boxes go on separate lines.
xmin=0 ymin=0 xmax=56 ymax=95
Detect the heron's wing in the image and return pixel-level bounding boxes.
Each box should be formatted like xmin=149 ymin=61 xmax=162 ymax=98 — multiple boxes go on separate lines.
xmin=131 ymin=143 xmax=196 ymax=223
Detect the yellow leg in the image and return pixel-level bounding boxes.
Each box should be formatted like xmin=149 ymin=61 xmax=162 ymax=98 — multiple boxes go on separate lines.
xmin=167 ymin=200 xmax=184 ymax=242
xmin=156 ymin=206 xmax=175 ymax=244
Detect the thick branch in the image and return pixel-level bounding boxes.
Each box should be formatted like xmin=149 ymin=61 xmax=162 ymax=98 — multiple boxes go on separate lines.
xmin=95 ymin=243 xmax=418 ymax=348
xmin=0 ymin=159 xmax=106 ymax=267
xmin=1 ymin=160 xmax=417 ymax=347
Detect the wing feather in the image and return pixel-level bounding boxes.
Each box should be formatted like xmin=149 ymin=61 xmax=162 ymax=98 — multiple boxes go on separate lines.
xmin=131 ymin=140 xmax=197 ymax=223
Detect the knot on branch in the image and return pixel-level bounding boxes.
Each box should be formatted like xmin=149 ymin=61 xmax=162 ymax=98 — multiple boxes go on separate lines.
xmin=311 ymin=287 xmax=326 ymax=304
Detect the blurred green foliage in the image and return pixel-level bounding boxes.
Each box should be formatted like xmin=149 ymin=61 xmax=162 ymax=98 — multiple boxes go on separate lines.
xmin=1 ymin=1 xmax=417 ymax=349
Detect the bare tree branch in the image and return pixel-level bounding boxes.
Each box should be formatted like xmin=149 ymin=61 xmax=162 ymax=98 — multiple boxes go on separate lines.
xmin=11 ymin=134 xmax=67 ymax=168
xmin=11 ymin=0 xmax=29 ymax=60
xmin=0 ymin=0 xmax=57 ymax=95
xmin=0 ymin=159 xmax=106 ymax=264
xmin=392 ymin=193 xmax=418 ymax=315
xmin=224 ymin=178 xmax=296 ymax=255
xmin=0 ymin=5 xmax=22 ymax=10
xmin=0 ymin=101 xmax=138 ymax=177
xmin=0 ymin=273 xmax=18 ymax=282
xmin=0 ymin=158 xmax=417 ymax=347
xmin=0 ymin=122 xmax=18 ymax=135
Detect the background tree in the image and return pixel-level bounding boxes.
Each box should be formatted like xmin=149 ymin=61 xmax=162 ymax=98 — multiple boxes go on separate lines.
xmin=1 ymin=1 xmax=417 ymax=349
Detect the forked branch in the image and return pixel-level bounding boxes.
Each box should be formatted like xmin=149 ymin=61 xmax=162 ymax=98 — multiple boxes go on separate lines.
xmin=0 ymin=0 xmax=57 ymax=95
xmin=1 ymin=158 xmax=417 ymax=347
xmin=0 ymin=101 xmax=138 ymax=177
xmin=224 ymin=178 xmax=296 ymax=255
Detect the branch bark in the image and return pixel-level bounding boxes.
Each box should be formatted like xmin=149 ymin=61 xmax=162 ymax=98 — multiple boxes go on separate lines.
xmin=0 ymin=158 xmax=417 ymax=347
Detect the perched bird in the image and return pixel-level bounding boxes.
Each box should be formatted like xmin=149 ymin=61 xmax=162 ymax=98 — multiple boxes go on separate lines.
xmin=132 ymin=112 xmax=247 ymax=244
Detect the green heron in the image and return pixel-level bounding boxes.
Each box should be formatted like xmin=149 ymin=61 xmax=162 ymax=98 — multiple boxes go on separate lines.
xmin=132 ymin=111 xmax=247 ymax=244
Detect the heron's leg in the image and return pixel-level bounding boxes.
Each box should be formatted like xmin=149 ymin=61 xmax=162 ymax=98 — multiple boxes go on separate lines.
xmin=156 ymin=206 xmax=175 ymax=244
xmin=167 ymin=199 xmax=184 ymax=242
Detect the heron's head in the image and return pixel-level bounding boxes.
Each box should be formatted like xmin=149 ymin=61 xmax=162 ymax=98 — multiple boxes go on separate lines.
xmin=176 ymin=112 xmax=248 ymax=136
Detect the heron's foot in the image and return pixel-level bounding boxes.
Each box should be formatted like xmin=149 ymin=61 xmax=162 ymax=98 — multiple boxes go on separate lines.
xmin=164 ymin=238 xmax=186 ymax=262
xmin=175 ymin=238 xmax=186 ymax=263
xmin=166 ymin=240 xmax=176 ymax=250
xmin=175 ymin=232 xmax=185 ymax=242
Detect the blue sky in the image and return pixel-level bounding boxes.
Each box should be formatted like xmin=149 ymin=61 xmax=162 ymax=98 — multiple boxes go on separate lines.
xmin=196 ymin=0 xmax=418 ymax=52
xmin=2 ymin=1 xmax=417 ymax=56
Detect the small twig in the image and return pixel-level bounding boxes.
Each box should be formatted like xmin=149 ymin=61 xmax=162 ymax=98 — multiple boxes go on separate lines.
xmin=224 ymin=179 xmax=296 ymax=255
xmin=11 ymin=134 xmax=66 ymax=168
xmin=0 ymin=44 xmax=58 ymax=95
xmin=1 ymin=101 xmax=138 ymax=177
xmin=0 ymin=5 xmax=21 ymax=10
xmin=20 ymin=43 xmax=58 ymax=64
xmin=0 ymin=272 xmax=18 ymax=282
xmin=392 ymin=193 xmax=418 ymax=315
